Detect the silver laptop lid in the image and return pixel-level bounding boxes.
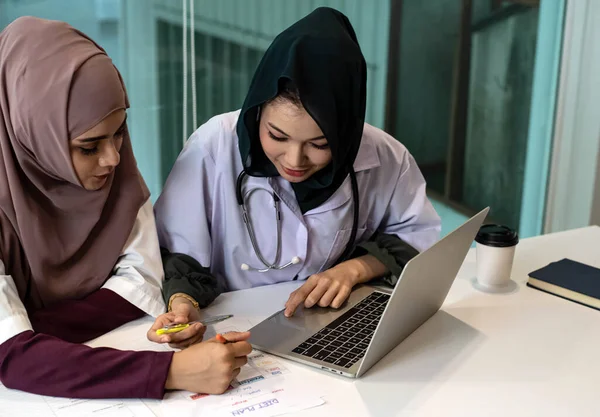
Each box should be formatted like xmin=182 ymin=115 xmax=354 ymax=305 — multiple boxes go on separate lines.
xmin=356 ymin=207 xmax=489 ymax=376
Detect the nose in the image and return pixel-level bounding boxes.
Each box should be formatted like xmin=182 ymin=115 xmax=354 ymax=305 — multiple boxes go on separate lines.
xmin=286 ymin=144 xmax=305 ymax=168
xmin=98 ymin=141 xmax=120 ymax=168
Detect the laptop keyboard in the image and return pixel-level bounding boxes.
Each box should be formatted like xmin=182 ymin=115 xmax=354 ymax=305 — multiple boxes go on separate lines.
xmin=291 ymin=292 xmax=390 ymax=369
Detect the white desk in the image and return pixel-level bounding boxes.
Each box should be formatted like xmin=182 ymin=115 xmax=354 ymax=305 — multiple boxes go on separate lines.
xmin=97 ymin=226 xmax=600 ymax=417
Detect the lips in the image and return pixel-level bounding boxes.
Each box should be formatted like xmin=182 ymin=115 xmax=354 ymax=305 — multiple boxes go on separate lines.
xmin=94 ymin=172 xmax=112 ymax=179
xmin=282 ymin=167 xmax=308 ymax=177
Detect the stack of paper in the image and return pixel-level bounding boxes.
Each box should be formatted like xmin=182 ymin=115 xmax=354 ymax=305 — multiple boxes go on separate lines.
xmin=0 ymin=384 xmax=155 ymax=417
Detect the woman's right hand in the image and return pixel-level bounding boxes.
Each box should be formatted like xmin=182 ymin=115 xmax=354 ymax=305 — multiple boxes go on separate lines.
xmin=165 ymin=331 xmax=252 ymax=394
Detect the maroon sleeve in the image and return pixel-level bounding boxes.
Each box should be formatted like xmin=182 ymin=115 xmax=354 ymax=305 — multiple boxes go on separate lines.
xmin=29 ymin=288 xmax=146 ymax=343
xmin=0 ymin=331 xmax=173 ymax=399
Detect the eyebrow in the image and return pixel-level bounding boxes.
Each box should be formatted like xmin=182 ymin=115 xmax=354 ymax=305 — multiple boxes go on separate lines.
xmin=77 ymin=116 xmax=128 ymax=143
xmin=268 ymin=122 xmax=326 ymax=141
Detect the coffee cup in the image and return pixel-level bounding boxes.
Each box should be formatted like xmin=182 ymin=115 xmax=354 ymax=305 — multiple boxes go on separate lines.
xmin=473 ymin=224 xmax=519 ymax=293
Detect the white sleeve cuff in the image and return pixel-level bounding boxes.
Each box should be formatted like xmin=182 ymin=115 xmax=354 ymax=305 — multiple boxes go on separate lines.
xmin=0 ymin=261 xmax=33 ymax=345
xmin=101 ymin=199 xmax=166 ymax=318
xmin=0 ymin=314 xmax=32 ymax=345
xmin=102 ymin=274 xmax=165 ymax=318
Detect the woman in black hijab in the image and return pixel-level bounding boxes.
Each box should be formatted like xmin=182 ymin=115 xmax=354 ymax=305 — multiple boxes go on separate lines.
xmin=151 ymin=7 xmax=440 ymax=342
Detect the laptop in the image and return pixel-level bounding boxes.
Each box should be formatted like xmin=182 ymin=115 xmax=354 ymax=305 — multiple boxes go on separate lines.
xmin=248 ymin=207 xmax=489 ymax=378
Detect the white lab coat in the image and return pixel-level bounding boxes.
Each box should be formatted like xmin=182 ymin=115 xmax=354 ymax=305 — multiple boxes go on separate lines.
xmin=154 ymin=110 xmax=441 ymax=292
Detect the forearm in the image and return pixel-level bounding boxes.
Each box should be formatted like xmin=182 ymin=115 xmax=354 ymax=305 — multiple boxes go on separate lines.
xmin=0 ymin=331 xmax=172 ymax=399
xmin=350 ymin=232 xmax=420 ymax=286
xmin=336 ymin=255 xmax=389 ymax=286
xmin=161 ymin=248 xmax=222 ymax=309
xmin=29 ymin=288 xmax=145 ymax=343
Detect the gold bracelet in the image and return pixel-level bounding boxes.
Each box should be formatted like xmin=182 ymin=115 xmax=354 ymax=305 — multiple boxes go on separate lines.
xmin=168 ymin=293 xmax=200 ymax=312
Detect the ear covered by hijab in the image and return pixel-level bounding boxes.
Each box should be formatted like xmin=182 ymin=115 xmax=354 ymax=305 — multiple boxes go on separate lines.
xmin=236 ymin=7 xmax=367 ymax=213
xmin=0 ymin=16 xmax=149 ymax=309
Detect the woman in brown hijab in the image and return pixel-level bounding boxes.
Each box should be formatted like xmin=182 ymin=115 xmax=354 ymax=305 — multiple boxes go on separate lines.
xmin=0 ymin=17 xmax=250 ymax=398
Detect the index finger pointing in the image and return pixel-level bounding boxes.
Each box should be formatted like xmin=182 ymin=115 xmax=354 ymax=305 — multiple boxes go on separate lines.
xmin=284 ymin=279 xmax=318 ymax=317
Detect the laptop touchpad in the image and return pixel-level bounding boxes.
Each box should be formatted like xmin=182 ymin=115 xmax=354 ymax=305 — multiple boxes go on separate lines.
xmin=249 ymin=306 xmax=341 ymax=351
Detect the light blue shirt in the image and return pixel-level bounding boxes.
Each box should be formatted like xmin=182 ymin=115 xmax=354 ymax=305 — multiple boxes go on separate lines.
xmin=154 ymin=110 xmax=441 ymax=291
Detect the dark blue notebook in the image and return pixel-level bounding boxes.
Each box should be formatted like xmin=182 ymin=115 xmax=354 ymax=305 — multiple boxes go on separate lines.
xmin=527 ymin=258 xmax=600 ymax=311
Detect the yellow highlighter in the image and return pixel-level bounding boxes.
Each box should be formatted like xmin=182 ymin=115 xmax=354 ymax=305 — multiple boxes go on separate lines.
xmin=156 ymin=314 xmax=233 ymax=335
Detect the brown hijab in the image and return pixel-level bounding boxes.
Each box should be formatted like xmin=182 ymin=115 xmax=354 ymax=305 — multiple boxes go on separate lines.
xmin=0 ymin=17 xmax=149 ymax=309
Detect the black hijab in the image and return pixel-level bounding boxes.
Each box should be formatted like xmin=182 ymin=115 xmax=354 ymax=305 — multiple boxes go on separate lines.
xmin=236 ymin=7 xmax=367 ymax=213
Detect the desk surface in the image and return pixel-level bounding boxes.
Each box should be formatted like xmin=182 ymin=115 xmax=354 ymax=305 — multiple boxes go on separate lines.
xmin=103 ymin=226 xmax=600 ymax=417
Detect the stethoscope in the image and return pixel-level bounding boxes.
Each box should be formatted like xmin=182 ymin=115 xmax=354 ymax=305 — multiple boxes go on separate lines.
xmin=235 ymin=170 xmax=360 ymax=273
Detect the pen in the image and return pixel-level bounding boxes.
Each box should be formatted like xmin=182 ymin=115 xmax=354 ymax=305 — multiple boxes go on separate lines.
xmin=155 ymin=314 xmax=233 ymax=335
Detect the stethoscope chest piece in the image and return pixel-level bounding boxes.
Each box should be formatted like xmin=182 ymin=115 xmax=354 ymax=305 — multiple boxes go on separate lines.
xmin=236 ymin=171 xmax=301 ymax=272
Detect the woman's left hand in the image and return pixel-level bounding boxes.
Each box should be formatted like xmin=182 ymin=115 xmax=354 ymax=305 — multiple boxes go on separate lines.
xmin=147 ymin=296 xmax=205 ymax=349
